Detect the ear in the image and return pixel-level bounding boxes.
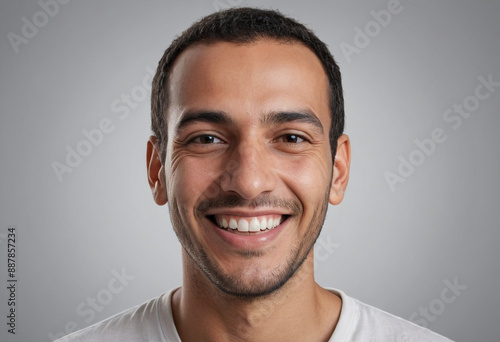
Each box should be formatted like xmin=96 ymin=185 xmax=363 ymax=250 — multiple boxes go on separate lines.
xmin=146 ymin=136 xmax=167 ymax=205
xmin=329 ymin=134 xmax=351 ymax=205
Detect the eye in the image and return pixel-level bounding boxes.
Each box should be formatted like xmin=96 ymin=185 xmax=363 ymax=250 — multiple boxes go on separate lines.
xmin=279 ymin=134 xmax=306 ymax=144
xmin=190 ymin=134 xmax=224 ymax=144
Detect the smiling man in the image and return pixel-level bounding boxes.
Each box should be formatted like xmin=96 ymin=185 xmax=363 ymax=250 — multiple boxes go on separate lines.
xmin=57 ymin=7 xmax=453 ymax=342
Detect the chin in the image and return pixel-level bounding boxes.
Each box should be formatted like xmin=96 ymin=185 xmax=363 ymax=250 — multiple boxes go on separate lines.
xmin=206 ymin=249 xmax=307 ymax=299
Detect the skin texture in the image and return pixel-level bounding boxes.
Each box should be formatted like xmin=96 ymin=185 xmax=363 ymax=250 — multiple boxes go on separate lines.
xmin=147 ymin=39 xmax=351 ymax=342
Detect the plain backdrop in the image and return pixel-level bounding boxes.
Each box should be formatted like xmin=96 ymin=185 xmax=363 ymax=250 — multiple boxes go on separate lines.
xmin=1 ymin=0 xmax=499 ymax=341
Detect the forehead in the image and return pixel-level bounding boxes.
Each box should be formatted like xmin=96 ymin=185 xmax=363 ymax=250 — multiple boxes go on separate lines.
xmin=167 ymin=39 xmax=330 ymax=126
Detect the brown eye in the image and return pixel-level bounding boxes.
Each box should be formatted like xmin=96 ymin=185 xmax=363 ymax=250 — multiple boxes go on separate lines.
xmin=191 ymin=135 xmax=224 ymax=144
xmin=282 ymin=134 xmax=305 ymax=143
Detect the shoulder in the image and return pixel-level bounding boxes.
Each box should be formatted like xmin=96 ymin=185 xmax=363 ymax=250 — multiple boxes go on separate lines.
xmin=328 ymin=288 xmax=454 ymax=342
xmin=55 ymin=291 xmax=176 ymax=342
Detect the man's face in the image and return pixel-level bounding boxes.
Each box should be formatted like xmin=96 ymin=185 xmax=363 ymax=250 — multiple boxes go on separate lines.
xmin=156 ymin=39 xmax=345 ymax=297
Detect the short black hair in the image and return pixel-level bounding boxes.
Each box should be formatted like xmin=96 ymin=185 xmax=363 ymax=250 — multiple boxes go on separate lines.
xmin=151 ymin=7 xmax=344 ymax=163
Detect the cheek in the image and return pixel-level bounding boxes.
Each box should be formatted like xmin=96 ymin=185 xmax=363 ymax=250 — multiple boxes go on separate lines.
xmin=280 ymin=154 xmax=332 ymax=204
xmin=168 ymin=156 xmax=223 ymax=210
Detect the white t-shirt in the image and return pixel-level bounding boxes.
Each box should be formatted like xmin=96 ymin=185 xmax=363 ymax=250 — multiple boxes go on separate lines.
xmin=55 ymin=288 xmax=453 ymax=341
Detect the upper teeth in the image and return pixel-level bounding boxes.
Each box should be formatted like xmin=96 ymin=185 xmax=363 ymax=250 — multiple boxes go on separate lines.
xmin=216 ymin=216 xmax=282 ymax=232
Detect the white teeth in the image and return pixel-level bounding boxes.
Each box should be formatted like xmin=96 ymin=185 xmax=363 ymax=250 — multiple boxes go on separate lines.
xmin=249 ymin=218 xmax=260 ymax=232
xmin=260 ymin=218 xmax=267 ymax=231
xmin=237 ymin=219 xmax=249 ymax=232
xmin=267 ymin=219 xmax=274 ymax=229
xmin=229 ymin=218 xmax=238 ymax=229
xmin=215 ymin=216 xmax=285 ymax=232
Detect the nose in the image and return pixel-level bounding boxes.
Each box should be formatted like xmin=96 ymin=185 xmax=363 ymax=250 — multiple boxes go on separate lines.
xmin=219 ymin=141 xmax=277 ymax=200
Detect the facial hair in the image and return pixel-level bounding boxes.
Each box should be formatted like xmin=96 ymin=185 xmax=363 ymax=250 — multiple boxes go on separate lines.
xmin=169 ymin=191 xmax=330 ymax=299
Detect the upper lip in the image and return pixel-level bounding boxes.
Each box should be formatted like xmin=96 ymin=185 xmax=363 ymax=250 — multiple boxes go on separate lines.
xmin=204 ymin=208 xmax=292 ymax=217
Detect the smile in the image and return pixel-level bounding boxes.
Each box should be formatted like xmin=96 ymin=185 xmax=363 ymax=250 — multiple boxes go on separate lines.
xmin=208 ymin=214 xmax=289 ymax=234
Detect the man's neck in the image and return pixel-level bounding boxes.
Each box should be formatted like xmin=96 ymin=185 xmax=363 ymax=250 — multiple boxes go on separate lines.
xmin=171 ymin=254 xmax=342 ymax=342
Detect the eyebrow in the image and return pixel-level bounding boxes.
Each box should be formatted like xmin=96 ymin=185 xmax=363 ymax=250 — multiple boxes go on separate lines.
xmin=175 ymin=110 xmax=234 ymax=135
xmin=262 ymin=110 xmax=324 ymax=134
xmin=175 ymin=109 xmax=325 ymax=135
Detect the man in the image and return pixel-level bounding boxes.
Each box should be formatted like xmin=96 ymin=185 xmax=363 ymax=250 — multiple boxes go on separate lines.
xmin=57 ymin=7 xmax=453 ymax=341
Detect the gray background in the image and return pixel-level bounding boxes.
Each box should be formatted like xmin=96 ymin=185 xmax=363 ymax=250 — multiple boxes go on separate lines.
xmin=1 ymin=0 xmax=499 ymax=341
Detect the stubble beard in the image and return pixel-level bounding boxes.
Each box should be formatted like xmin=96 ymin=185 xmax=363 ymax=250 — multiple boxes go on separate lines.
xmin=169 ymin=191 xmax=330 ymax=299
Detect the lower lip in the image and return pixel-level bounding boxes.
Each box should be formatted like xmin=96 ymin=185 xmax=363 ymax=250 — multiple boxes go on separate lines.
xmin=210 ymin=218 xmax=287 ymax=250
